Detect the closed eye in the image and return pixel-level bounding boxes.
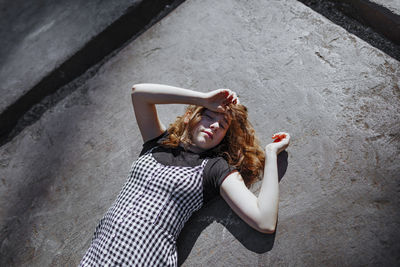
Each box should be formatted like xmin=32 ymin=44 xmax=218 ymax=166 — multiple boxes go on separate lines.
xmin=204 ymin=113 xmax=227 ymax=129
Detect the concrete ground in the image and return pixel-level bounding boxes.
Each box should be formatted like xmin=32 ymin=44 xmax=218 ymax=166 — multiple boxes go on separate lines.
xmin=0 ymin=0 xmax=139 ymax=115
xmin=1 ymin=0 xmax=399 ymax=266
xmin=298 ymin=0 xmax=400 ymax=62
xmin=0 ymin=0 xmax=182 ymax=144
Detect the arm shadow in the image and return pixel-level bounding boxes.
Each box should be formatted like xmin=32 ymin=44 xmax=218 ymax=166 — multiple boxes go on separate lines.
xmin=177 ymin=151 xmax=288 ymax=265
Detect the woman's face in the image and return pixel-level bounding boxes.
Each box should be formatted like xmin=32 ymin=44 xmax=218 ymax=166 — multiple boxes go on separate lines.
xmin=189 ymin=109 xmax=231 ymax=153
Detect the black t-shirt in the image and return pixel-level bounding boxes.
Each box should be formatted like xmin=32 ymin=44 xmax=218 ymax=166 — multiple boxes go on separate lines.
xmin=139 ymin=131 xmax=237 ymax=205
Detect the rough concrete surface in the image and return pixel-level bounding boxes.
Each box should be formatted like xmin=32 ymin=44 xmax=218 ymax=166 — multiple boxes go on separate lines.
xmin=297 ymin=0 xmax=400 ymax=62
xmin=0 ymin=0 xmax=142 ymax=130
xmin=0 ymin=0 xmax=153 ymax=144
xmin=372 ymin=0 xmax=400 ymax=15
xmin=0 ymin=0 xmax=184 ymax=144
xmin=1 ymin=0 xmax=399 ymax=266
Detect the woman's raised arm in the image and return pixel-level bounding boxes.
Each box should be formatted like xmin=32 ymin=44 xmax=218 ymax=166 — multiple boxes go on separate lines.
xmin=220 ymin=132 xmax=290 ymax=234
xmin=131 ymin=83 xmax=204 ymax=142
xmin=131 ymin=83 xmax=238 ymax=142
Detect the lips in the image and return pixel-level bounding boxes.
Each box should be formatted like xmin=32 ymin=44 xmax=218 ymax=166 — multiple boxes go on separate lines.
xmin=202 ymin=130 xmax=213 ymax=139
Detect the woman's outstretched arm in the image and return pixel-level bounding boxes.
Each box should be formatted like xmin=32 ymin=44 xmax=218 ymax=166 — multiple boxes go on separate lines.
xmin=131 ymin=83 xmax=238 ymax=142
xmin=220 ymin=133 xmax=290 ymax=233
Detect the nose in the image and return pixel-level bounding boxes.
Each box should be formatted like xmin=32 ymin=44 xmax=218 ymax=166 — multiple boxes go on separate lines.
xmin=210 ymin=121 xmax=220 ymax=130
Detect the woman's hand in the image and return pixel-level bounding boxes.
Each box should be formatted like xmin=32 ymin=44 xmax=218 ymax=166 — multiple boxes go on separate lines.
xmin=266 ymin=132 xmax=290 ymax=155
xmin=202 ymin=89 xmax=239 ymax=112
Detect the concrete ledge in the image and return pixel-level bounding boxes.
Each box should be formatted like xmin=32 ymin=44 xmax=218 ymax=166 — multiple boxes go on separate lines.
xmin=298 ymin=0 xmax=400 ymax=62
xmin=0 ymin=0 xmax=184 ymax=145
xmin=334 ymin=0 xmax=400 ymax=44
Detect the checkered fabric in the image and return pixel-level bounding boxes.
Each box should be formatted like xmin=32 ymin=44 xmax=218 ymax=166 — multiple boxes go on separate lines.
xmin=80 ymin=148 xmax=207 ymax=266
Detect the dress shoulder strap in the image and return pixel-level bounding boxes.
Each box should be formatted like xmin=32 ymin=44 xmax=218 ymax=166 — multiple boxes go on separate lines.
xmin=200 ymin=158 xmax=209 ymax=169
xmin=142 ymin=145 xmax=159 ymax=156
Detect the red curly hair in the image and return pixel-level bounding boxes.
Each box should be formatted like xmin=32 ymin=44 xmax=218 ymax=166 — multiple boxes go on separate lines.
xmin=161 ymin=104 xmax=265 ymax=187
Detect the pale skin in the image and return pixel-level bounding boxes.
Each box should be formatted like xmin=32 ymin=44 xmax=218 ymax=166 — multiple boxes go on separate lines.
xmin=131 ymin=83 xmax=290 ymax=234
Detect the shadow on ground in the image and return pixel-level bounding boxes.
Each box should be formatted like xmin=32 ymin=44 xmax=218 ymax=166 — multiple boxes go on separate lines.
xmin=177 ymin=152 xmax=288 ymax=265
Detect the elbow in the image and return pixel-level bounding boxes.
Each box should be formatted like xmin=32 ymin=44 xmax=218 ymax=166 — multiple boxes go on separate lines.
xmin=257 ymin=221 xmax=276 ymax=234
xmin=258 ymin=225 xmax=276 ymax=234
xmin=131 ymin=84 xmax=146 ymax=101
xmin=259 ymin=226 xmax=276 ymax=234
xmin=132 ymin=83 xmax=149 ymax=93
xmin=131 ymin=83 xmax=142 ymax=94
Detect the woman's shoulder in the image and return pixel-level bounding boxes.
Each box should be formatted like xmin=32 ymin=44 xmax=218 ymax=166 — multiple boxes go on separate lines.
xmin=203 ymin=156 xmax=237 ymax=187
xmin=139 ymin=131 xmax=168 ymax=156
xmin=204 ymin=156 xmax=235 ymax=173
xmin=204 ymin=155 xmax=228 ymax=165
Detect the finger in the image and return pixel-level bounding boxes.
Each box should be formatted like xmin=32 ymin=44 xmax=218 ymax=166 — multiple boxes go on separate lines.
xmin=272 ymin=132 xmax=290 ymax=144
xmin=217 ymin=89 xmax=230 ymax=97
xmin=281 ymin=137 xmax=289 ymax=145
xmin=216 ymin=105 xmax=226 ymax=112
xmin=272 ymin=134 xmax=282 ymax=142
xmin=281 ymin=132 xmax=290 ymax=141
xmin=273 ymin=132 xmax=288 ymax=138
xmin=235 ymin=96 xmax=240 ymax=105
xmin=223 ymin=89 xmax=231 ymax=95
xmin=227 ymin=91 xmax=234 ymax=100
xmin=280 ymin=134 xmax=290 ymax=146
xmin=223 ymin=92 xmax=234 ymax=105
xmin=232 ymin=92 xmax=238 ymax=104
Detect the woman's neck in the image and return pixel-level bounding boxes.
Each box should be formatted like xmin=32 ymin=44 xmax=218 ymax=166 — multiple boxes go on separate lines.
xmin=178 ymin=143 xmax=206 ymax=154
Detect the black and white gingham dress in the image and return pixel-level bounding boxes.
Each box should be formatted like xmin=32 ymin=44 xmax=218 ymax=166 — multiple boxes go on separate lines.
xmin=79 ymin=143 xmax=219 ymax=266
